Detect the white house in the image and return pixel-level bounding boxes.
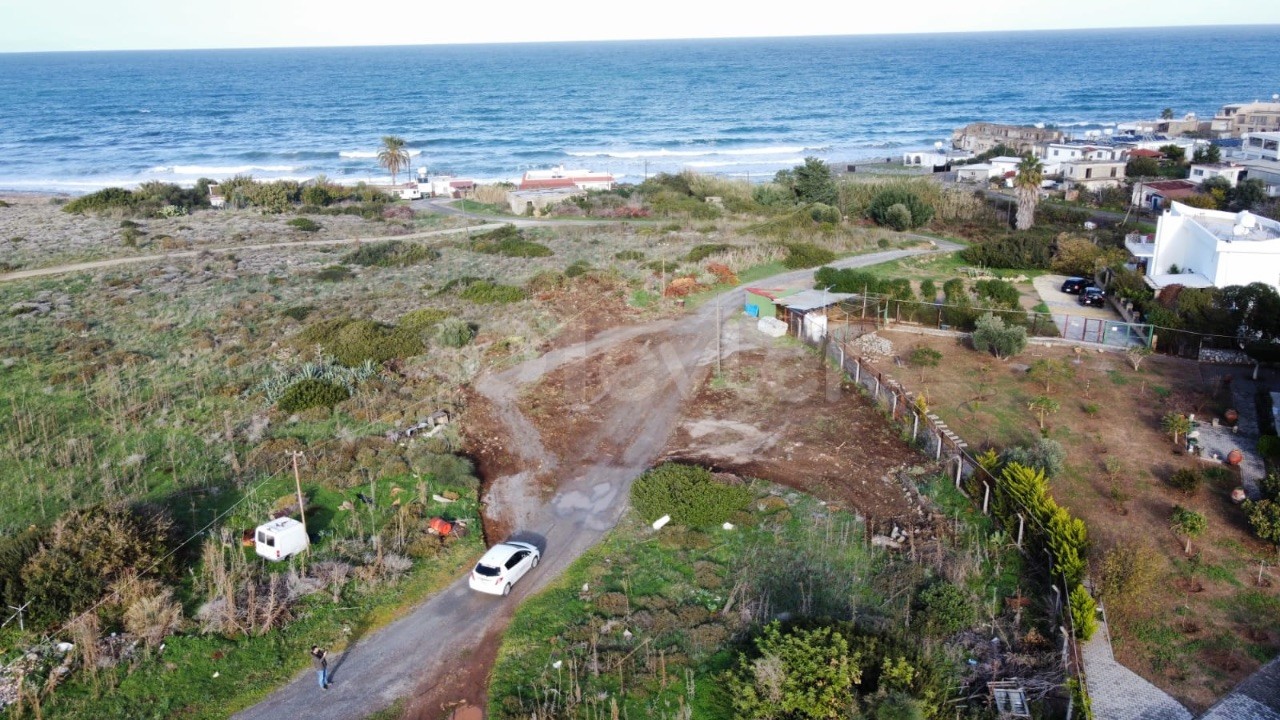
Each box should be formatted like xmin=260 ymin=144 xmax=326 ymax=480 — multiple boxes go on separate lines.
xmin=519 ymin=166 xmax=615 ymax=192
xmin=902 ymin=149 xmax=973 ymax=168
xmin=1142 ymin=202 xmax=1280 ymax=290
xmin=426 ymin=176 xmax=475 ymax=198
xmin=1060 ymin=160 xmax=1126 ymax=191
xmin=1188 ymin=163 xmax=1246 ymax=188
xmin=1039 ymin=143 xmax=1125 ymax=163
xmin=988 ymin=156 xmax=1023 ymax=178
xmin=956 ymin=164 xmax=995 ymax=183
xmin=1231 ymin=132 xmax=1280 ymax=196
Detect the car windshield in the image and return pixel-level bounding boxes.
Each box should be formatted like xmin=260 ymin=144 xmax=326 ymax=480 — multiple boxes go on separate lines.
xmin=474 ymin=563 xmax=501 ymax=577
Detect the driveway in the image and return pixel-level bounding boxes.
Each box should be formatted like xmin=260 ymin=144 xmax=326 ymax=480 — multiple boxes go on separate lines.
xmin=233 ymin=239 xmax=963 ymax=720
xmin=1032 ymin=274 xmax=1145 ymax=347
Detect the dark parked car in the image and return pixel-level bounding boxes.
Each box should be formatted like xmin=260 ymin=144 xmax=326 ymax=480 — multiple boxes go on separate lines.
xmin=1079 ymin=287 xmax=1107 ymax=307
xmin=1061 ymin=277 xmax=1095 ymax=294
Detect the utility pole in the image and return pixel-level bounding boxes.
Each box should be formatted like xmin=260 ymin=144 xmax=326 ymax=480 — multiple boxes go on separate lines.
xmin=291 ymin=452 xmax=309 ymax=548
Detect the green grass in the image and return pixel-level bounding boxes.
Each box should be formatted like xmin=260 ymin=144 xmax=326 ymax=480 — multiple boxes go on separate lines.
xmin=41 ymin=530 xmax=482 ymax=719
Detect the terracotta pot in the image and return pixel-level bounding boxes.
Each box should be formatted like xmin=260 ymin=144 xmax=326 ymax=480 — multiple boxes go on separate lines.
xmin=1227 ymin=449 xmax=1244 ymax=466
xmin=1225 ymin=409 xmax=1239 ymax=425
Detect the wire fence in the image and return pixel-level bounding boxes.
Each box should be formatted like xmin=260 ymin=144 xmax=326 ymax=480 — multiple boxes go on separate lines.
xmin=792 ymin=318 xmax=1093 ymax=718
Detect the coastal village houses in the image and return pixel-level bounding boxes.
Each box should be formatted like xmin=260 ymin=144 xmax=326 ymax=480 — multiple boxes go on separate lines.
xmin=951 ymin=122 xmax=1063 ymax=155
xmin=1212 ymin=99 xmax=1280 ymax=138
xmin=507 ymin=166 xmax=616 ymax=215
xmin=1230 ymin=131 xmax=1280 ymax=197
xmin=1125 ymin=202 xmax=1280 ymax=291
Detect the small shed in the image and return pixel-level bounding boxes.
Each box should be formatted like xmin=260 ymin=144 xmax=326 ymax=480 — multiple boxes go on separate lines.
xmin=743 ymin=287 xmax=796 ymax=319
xmin=775 ymin=290 xmax=856 ymax=339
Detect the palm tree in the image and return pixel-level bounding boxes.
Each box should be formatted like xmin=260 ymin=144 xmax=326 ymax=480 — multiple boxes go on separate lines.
xmin=378 ymin=135 xmax=411 ymax=186
xmin=1014 ymin=155 xmax=1044 ymax=231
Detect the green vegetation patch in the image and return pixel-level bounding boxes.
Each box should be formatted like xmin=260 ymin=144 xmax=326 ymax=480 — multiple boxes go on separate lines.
xmin=295 ymin=317 xmax=425 ymax=366
xmin=468 ymin=225 xmax=553 ymax=258
xmin=343 ymin=240 xmax=440 ymax=267
xmin=458 ymin=280 xmax=526 ymax=305
xmin=781 ymin=242 xmax=837 ymax=270
xmin=630 ymin=462 xmax=752 ymax=527
xmin=286 ymin=217 xmax=322 ymax=232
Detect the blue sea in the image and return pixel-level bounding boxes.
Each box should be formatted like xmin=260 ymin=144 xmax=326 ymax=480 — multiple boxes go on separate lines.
xmin=1 ymin=26 xmax=1278 ymax=193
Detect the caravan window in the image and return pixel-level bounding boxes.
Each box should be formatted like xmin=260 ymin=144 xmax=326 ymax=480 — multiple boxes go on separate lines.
xmin=257 ymin=531 xmax=275 ymax=547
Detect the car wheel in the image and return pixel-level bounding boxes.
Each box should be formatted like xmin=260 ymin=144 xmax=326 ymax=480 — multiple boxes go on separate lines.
xmin=502 ymin=583 xmax=511 ymax=596
xmin=531 ymin=556 xmax=539 ymax=568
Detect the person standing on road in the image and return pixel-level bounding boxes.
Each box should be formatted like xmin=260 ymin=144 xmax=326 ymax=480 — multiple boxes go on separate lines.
xmin=311 ymin=646 xmax=329 ymax=689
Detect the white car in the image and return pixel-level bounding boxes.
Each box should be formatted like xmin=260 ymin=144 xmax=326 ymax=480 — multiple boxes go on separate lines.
xmin=468 ymin=541 xmax=541 ymax=596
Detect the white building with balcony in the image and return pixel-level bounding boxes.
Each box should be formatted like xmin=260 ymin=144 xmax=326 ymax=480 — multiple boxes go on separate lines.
xmin=1139 ymin=202 xmax=1280 ymax=290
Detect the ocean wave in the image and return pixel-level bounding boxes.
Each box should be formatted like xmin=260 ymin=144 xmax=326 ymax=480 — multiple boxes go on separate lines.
xmin=683 ymin=157 xmax=805 ymax=169
xmin=566 ymin=145 xmax=816 ymax=159
xmin=339 ymin=149 xmax=424 ymax=159
xmin=147 ymin=164 xmax=301 ymax=175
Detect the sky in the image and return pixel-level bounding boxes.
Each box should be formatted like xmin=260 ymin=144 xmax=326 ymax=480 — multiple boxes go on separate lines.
xmin=2 ymin=0 xmax=1279 ymax=52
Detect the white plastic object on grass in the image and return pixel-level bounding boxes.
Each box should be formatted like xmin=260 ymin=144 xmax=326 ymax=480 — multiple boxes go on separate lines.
xmin=652 ymin=515 xmax=671 ymax=530
xmin=722 ymin=522 xmax=735 ymax=530
xmin=552 ymin=660 xmax=563 ymax=669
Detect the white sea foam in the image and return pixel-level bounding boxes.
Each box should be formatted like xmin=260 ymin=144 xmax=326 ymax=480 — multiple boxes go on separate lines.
xmin=566 ymin=145 xmax=813 ymax=159
xmin=339 ymin=149 xmax=423 ymax=159
xmin=683 ymin=157 xmax=805 ymax=169
xmin=147 ymin=164 xmax=301 ymax=175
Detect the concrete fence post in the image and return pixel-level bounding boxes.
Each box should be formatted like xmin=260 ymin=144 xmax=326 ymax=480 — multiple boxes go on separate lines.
xmin=982 ymin=481 xmax=991 ymax=515
xmin=912 ymin=412 xmax=919 ymax=441
xmin=1017 ymin=513 xmax=1025 ymax=549
xmin=954 ymin=457 xmax=963 ymax=486
xmin=935 ymin=432 xmax=942 ymax=461
xmin=890 ymin=394 xmax=897 ymax=417
xmin=872 ymin=376 xmax=879 ymax=400
xmin=854 ymin=359 xmax=860 ymax=384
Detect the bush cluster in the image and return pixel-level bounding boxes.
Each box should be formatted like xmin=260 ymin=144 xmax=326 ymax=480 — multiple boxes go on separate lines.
xmin=296 ymin=317 xmax=425 ymax=366
xmin=469 ymin=225 xmax=553 ymax=257
xmin=685 ymin=243 xmax=733 ymax=262
xmin=782 ymin=242 xmax=837 ymax=269
xmin=1001 ymin=438 xmax=1066 ymax=478
xmin=630 ymin=463 xmax=752 ymax=527
xmin=63 ymin=181 xmax=211 ymax=217
xmin=973 ymin=278 xmax=1020 ymax=310
xmin=276 ymin=378 xmax=350 ymax=413
xmin=867 ymin=188 xmax=935 ymax=230
xmin=459 ymin=281 xmax=526 ymax=304
xmin=971 ymin=313 xmax=1026 ymax=358
xmin=287 ymin=217 xmax=322 ymax=232
xmin=343 ymin=240 xmax=439 ymax=267
xmin=917 ymin=582 xmax=976 ymax=637
xmin=959 ymin=234 xmax=1055 ymax=270
xmin=434 ymin=318 xmax=477 ymax=348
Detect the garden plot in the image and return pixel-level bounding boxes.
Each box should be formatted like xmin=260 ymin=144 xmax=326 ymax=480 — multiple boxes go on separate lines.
xmin=877 ymin=326 xmax=1280 ymax=712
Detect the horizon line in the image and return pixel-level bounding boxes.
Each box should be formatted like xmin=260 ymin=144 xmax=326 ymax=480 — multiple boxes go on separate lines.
xmin=2 ymin=22 xmax=1277 ymax=55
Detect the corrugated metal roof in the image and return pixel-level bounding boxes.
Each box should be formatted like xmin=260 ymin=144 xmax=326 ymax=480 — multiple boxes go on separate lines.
xmin=776 ymin=290 xmax=856 ymax=311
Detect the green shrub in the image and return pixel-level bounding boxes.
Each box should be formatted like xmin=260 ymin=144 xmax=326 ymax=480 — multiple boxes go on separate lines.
xmin=435 ymin=318 xmax=477 ymax=348
xmin=615 ymin=249 xmax=645 ymax=261
xmin=344 ymin=240 xmax=439 ymax=267
xmin=287 ymin=217 xmax=322 ymax=232
xmin=867 ymin=188 xmax=935 ymax=229
xmin=564 ymin=260 xmax=592 ymax=278
xmin=884 ymin=203 xmax=913 ymax=231
xmin=727 ymin=621 xmax=861 ymax=719
xmin=919 ymin=279 xmax=937 ymax=302
xmin=917 ymin=582 xmax=975 ymax=637
xmin=281 ymin=305 xmax=315 ymax=321
xmin=469 ymin=225 xmax=553 ymax=257
xmin=1169 ymin=467 xmax=1203 ymax=495
xmin=630 ymin=462 xmax=752 ymax=527
xmin=808 ymin=202 xmax=842 ymax=224
xmin=1069 ymin=584 xmax=1098 ymax=640
xmin=315 ymin=264 xmax=353 ymax=282
xmin=1258 ymin=435 xmax=1280 ymax=459
xmin=300 ymin=184 xmax=333 ymax=206
xmin=63 ymin=187 xmax=138 ymax=214
xmin=782 ymin=242 xmax=837 ymax=269
xmin=459 ymin=281 xmax=526 ymax=304
xmin=0 ymin=527 xmax=44 ymax=610
xmin=686 ymin=243 xmax=733 ymax=262
xmin=1001 ymin=438 xmax=1066 ymax=478
xmin=20 ymin=504 xmax=175 ymax=627
xmin=974 ymin=278 xmax=1021 ymax=309
xmin=971 ymin=313 xmax=1026 ymax=358
xmin=399 ymin=308 xmax=449 ymax=331
xmin=276 ymin=378 xmax=350 ymax=413
xmin=960 ymin=235 xmax=1055 ymax=270
xmin=296 ymin=317 xmax=425 ymax=365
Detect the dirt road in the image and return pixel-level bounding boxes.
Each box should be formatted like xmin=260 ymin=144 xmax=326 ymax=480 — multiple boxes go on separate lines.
xmin=232 ymin=240 xmax=960 ymax=720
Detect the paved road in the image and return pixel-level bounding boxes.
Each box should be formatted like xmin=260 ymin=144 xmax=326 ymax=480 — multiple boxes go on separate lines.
xmin=233 ymin=238 xmax=962 ymax=720
xmin=1082 ymin=615 xmax=1192 ymax=720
